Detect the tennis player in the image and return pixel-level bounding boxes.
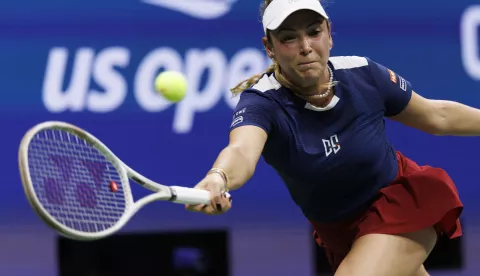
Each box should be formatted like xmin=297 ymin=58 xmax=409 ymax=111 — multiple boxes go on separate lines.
xmin=186 ymin=0 xmax=468 ymax=275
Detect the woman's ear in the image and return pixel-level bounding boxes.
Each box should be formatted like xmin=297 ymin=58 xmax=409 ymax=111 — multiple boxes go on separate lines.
xmin=262 ymin=36 xmax=275 ymax=60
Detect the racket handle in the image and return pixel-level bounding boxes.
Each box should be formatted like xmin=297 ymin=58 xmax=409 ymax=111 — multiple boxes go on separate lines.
xmin=169 ymin=186 xmax=231 ymax=205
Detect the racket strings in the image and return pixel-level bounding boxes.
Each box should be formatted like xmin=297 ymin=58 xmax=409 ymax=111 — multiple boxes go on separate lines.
xmin=27 ymin=129 xmax=128 ymax=233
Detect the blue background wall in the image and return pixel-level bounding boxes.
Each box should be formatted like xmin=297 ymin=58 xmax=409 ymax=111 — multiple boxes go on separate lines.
xmin=1 ymin=0 xmax=480 ymax=275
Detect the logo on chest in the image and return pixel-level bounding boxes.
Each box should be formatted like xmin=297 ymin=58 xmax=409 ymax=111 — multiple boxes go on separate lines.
xmin=322 ymin=134 xmax=341 ymax=157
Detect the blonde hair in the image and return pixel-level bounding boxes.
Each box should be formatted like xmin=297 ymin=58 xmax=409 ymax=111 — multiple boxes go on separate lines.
xmin=230 ymin=0 xmax=336 ymax=96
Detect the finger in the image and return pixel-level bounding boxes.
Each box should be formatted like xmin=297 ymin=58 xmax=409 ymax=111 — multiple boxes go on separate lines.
xmin=208 ymin=193 xmax=230 ymax=212
xmin=185 ymin=203 xmax=198 ymax=210
xmin=209 ymin=200 xmax=220 ymax=212
xmin=185 ymin=204 xmax=207 ymax=212
xmin=208 ymin=190 xmax=222 ymax=211
xmin=200 ymin=204 xmax=222 ymax=215
xmin=194 ymin=204 xmax=209 ymax=212
xmin=217 ymin=195 xmax=232 ymax=212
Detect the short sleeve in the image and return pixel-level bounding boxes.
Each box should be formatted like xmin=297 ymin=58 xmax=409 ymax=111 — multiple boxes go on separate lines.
xmin=367 ymin=58 xmax=413 ymax=117
xmin=229 ymin=89 xmax=276 ymax=134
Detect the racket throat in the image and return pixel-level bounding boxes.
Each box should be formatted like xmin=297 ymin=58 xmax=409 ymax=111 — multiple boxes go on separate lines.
xmin=167 ymin=187 xmax=179 ymax=202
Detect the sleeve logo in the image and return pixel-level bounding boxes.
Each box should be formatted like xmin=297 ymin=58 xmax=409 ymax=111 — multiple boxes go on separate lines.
xmin=399 ymin=76 xmax=407 ymax=91
xmin=388 ymin=69 xmax=397 ymax=84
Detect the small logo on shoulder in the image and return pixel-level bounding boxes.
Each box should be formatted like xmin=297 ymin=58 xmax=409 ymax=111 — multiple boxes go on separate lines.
xmin=233 ymin=107 xmax=246 ymax=118
xmin=231 ymin=116 xmax=243 ymax=127
xmin=322 ymin=134 xmax=341 ymax=157
xmin=388 ymin=69 xmax=397 ymax=84
xmin=399 ymin=76 xmax=407 ymax=91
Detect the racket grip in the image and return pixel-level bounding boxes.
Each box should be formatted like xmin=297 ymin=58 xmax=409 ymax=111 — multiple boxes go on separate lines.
xmin=169 ymin=186 xmax=231 ymax=205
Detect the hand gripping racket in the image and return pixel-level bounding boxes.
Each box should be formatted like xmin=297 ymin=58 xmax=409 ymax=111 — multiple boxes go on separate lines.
xmin=18 ymin=121 xmax=229 ymax=241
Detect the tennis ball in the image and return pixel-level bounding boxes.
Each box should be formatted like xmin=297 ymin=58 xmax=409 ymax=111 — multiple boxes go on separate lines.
xmin=154 ymin=71 xmax=188 ymax=102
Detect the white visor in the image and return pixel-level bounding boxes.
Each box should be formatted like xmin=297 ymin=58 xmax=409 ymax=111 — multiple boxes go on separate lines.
xmin=262 ymin=0 xmax=329 ymax=34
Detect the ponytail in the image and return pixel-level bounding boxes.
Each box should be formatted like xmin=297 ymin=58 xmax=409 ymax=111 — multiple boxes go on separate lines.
xmin=230 ymin=62 xmax=277 ymax=96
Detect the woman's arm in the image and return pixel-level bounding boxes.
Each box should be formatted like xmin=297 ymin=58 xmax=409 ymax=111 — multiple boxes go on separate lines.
xmin=391 ymin=91 xmax=480 ymax=136
xmin=185 ymin=125 xmax=268 ymax=214
xmin=210 ymin=125 xmax=268 ymax=191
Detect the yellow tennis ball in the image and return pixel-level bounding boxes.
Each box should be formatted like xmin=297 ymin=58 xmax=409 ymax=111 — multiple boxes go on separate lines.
xmin=154 ymin=71 xmax=188 ymax=102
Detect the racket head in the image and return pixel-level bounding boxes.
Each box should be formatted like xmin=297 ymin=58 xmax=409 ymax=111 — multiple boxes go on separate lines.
xmin=18 ymin=121 xmax=134 ymax=241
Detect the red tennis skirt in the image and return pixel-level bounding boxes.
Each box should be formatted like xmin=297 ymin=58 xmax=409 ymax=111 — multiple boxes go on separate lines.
xmin=310 ymin=151 xmax=463 ymax=272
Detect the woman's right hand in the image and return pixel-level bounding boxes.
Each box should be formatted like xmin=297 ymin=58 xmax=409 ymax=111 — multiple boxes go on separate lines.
xmin=185 ymin=173 xmax=232 ymax=215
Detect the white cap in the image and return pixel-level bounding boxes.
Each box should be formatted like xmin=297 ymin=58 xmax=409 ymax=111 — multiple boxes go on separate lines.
xmin=262 ymin=0 xmax=329 ymax=34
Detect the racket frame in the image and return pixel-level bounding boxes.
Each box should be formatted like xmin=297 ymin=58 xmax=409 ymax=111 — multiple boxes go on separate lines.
xmin=18 ymin=121 xmax=214 ymax=241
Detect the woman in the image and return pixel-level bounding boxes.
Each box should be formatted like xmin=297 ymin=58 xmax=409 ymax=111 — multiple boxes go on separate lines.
xmin=186 ymin=0 xmax=470 ymax=275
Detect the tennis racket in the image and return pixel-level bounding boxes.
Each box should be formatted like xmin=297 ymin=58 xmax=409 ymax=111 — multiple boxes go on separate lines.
xmin=18 ymin=121 xmax=229 ymax=241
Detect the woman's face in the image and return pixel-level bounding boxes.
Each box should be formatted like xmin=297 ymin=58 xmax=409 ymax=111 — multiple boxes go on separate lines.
xmin=263 ymin=10 xmax=333 ymax=89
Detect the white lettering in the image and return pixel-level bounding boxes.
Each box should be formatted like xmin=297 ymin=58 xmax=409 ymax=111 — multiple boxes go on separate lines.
xmin=322 ymin=134 xmax=341 ymax=157
xmin=43 ymin=47 xmax=129 ymax=113
xmin=230 ymin=116 xmax=243 ymax=127
xmin=42 ymin=46 xmax=270 ymax=133
xmin=88 ymin=47 xmax=130 ymax=112
xmin=43 ymin=47 xmax=94 ymax=112
xmin=233 ymin=107 xmax=246 ymax=118
xmin=461 ymin=5 xmax=480 ymax=80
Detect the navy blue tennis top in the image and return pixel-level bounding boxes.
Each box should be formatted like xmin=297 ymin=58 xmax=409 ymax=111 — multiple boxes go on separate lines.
xmin=229 ymin=56 xmax=413 ymax=223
